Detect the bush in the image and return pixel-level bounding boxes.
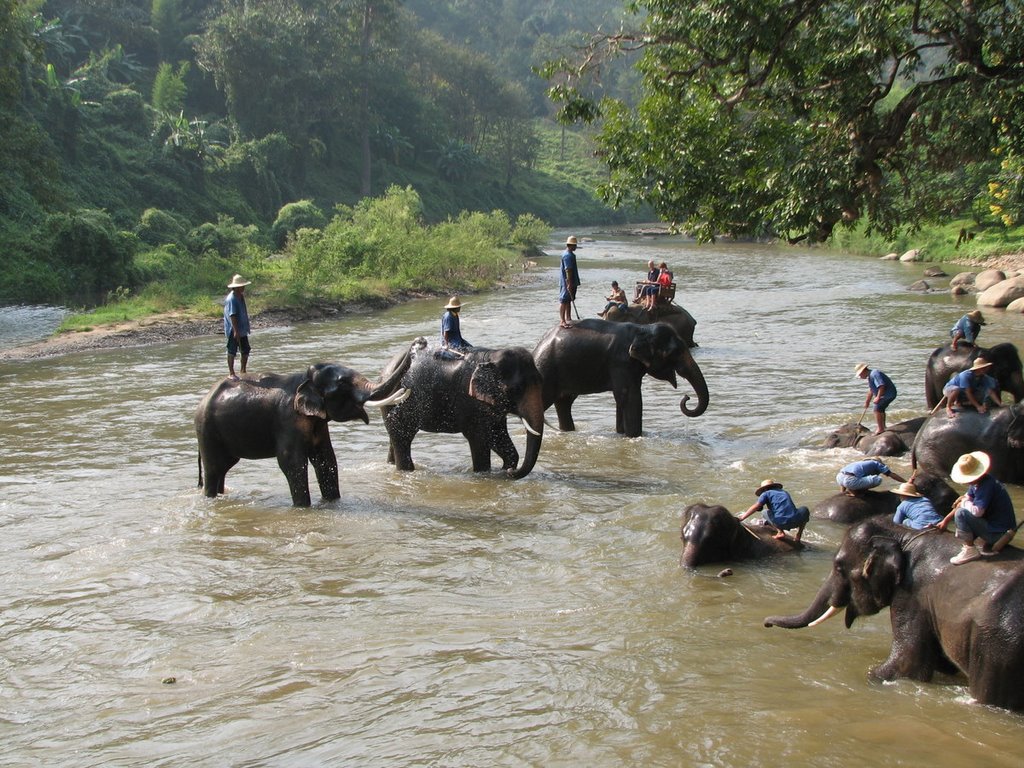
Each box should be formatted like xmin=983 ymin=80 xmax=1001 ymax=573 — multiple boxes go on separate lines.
xmin=136 ymin=207 xmax=188 ymax=247
xmin=99 ymin=89 xmax=147 ymax=132
xmin=46 ymin=209 xmax=137 ymax=299
xmin=188 ymin=215 xmax=262 ymax=258
xmin=271 ymin=199 xmax=326 ymax=248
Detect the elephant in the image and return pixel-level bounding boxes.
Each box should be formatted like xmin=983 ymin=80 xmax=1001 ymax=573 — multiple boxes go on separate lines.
xmin=680 ymin=503 xmax=804 ymax=568
xmin=924 ymin=342 xmax=1024 ymax=408
xmin=603 ymin=302 xmax=698 ymax=348
xmin=764 ymin=517 xmax=1024 ymax=713
xmin=532 ymin=318 xmax=709 ymax=438
xmin=822 ymin=416 xmax=925 ymax=457
xmin=379 ymin=339 xmax=544 ymax=478
xmin=813 ymin=469 xmax=957 ymax=524
xmin=194 ymin=357 xmax=411 ymax=507
xmin=910 ymin=404 xmax=1024 ymax=483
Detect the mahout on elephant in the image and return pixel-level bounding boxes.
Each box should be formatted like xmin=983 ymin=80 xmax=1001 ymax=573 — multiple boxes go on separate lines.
xmin=910 ymin=404 xmax=1024 ymax=484
xmin=924 ymin=342 xmax=1024 ymax=408
xmin=822 ymin=416 xmax=925 ymax=456
xmin=379 ymin=338 xmax=545 ymax=478
xmin=814 ymin=470 xmax=957 ymax=524
xmin=532 ymin=318 xmax=709 ymax=438
xmin=195 ymin=356 xmax=412 ymax=506
xmin=764 ymin=517 xmax=1024 ymax=712
xmin=603 ymin=302 xmax=698 ymax=348
xmin=680 ymin=503 xmax=804 ymax=568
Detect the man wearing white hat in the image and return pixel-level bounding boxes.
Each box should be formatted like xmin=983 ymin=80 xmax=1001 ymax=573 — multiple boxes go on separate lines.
xmin=224 ymin=273 xmax=252 ymax=379
xmin=950 ymin=309 xmax=986 ymax=351
xmin=737 ymin=478 xmax=810 ymax=542
xmin=891 ymin=481 xmax=942 ymax=530
xmin=558 ymin=236 xmax=581 ymax=328
xmin=938 ymin=451 xmax=1016 ymax=564
xmin=942 ymin=356 xmax=1000 ymax=417
xmin=855 ymin=362 xmax=897 ymax=435
xmin=440 ymin=296 xmax=471 ymax=355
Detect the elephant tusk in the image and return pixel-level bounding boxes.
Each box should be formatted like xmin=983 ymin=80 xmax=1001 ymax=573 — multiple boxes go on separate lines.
xmin=521 ymin=417 xmax=541 ymax=437
xmin=367 ymin=388 xmax=410 ymax=408
xmin=808 ymin=605 xmax=841 ymax=627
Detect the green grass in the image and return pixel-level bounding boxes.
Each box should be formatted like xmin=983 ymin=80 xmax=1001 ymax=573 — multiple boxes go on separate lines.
xmin=830 ymin=219 xmax=1024 ymax=264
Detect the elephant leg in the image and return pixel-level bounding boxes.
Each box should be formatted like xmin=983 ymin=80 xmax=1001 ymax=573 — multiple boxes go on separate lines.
xmin=277 ymin=455 xmax=312 ymax=507
xmin=384 ymin=414 xmax=416 ymax=471
xmin=553 ymin=396 xmax=577 ymax=431
xmin=869 ymin=608 xmax=941 ymax=683
xmin=489 ymin=422 xmax=519 ymax=471
xmin=466 ymin=432 xmax=493 ymax=472
xmin=614 ymin=387 xmax=643 ymax=437
xmin=309 ymin=445 xmax=340 ymax=501
xmin=202 ymin=453 xmax=237 ymax=497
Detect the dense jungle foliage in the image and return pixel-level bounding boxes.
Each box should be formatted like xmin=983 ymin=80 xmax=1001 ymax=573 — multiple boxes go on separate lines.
xmin=0 ymin=0 xmax=640 ymax=307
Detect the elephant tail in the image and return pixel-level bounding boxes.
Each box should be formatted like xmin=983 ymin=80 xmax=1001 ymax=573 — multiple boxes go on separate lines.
xmin=197 ymin=452 xmax=203 ymax=489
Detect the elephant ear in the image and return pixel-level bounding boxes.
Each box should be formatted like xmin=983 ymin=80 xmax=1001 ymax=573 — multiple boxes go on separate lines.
xmin=294 ymin=367 xmax=329 ymax=419
xmin=468 ymin=361 xmax=503 ymax=406
xmin=861 ymin=537 xmax=904 ymax=605
xmin=627 ymin=332 xmax=657 ymax=367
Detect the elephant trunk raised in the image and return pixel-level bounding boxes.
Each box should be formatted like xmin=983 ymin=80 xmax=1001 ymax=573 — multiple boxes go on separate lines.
xmin=508 ymin=384 xmax=545 ymax=479
xmin=677 ymin=353 xmax=709 ymax=417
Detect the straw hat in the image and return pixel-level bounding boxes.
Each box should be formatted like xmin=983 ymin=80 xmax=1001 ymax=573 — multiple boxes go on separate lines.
xmin=967 ymin=310 xmax=987 ymax=324
xmin=950 ymin=451 xmax=992 ymax=484
xmin=227 ymin=274 xmax=251 ymax=288
xmin=444 ymin=296 xmax=464 ymax=310
xmin=854 ymin=362 xmax=869 ymax=377
xmin=565 ymin=236 xmax=580 ymax=247
xmin=755 ymin=478 xmax=783 ymax=495
xmin=969 ymin=356 xmax=993 ymax=372
xmin=891 ymin=482 xmax=923 ymax=498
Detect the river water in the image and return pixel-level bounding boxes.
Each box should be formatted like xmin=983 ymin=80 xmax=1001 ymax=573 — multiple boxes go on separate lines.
xmin=2 ymin=233 xmax=1024 ymax=767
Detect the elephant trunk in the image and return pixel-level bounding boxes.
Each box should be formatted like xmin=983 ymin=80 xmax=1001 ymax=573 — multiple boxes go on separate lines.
xmin=763 ymin=580 xmax=837 ymax=629
xmin=676 ymin=354 xmax=709 ymax=417
xmin=507 ymin=385 xmax=544 ymax=479
xmin=365 ymin=340 xmax=418 ymax=402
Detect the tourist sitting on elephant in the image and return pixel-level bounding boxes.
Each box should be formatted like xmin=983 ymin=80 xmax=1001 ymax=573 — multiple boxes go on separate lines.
xmin=599 ymin=281 xmax=628 ymax=317
xmin=950 ymin=309 xmax=986 ymax=351
xmin=937 ymin=451 xmax=1017 ymax=565
xmin=891 ymin=481 xmax=942 ymax=530
xmin=836 ymin=458 xmax=906 ymax=496
xmin=943 ymin=357 xmax=1000 ymax=417
xmin=440 ymin=296 xmax=472 ymax=356
xmin=855 ymin=362 xmax=897 ymax=435
xmin=635 ymin=260 xmax=659 ymax=304
xmin=736 ymin=478 xmax=809 ymax=542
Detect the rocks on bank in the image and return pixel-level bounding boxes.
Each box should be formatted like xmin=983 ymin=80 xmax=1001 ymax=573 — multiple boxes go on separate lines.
xmin=882 ymin=248 xmax=1024 ymax=310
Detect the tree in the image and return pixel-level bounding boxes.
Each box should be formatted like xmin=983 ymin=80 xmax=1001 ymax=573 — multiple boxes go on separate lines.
xmin=546 ymin=0 xmax=1024 ymax=243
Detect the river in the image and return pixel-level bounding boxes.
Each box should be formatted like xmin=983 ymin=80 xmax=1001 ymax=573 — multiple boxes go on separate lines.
xmin=2 ymin=232 xmax=1024 ymax=766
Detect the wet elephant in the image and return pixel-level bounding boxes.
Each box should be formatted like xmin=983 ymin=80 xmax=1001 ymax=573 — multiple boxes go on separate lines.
xmin=924 ymin=342 xmax=1024 ymax=408
xmin=532 ymin=319 xmax=709 ymax=438
xmin=822 ymin=416 xmax=925 ymax=457
xmin=604 ymin=302 xmax=698 ymax=348
xmin=764 ymin=517 xmax=1024 ymax=712
xmin=814 ymin=469 xmax=957 ymax=524
xmin=680 ymin=503 xmax=804 ymax=568
xmin=910 ymin=404 xmax=1024 ymax=483
xmin=194 ymin=355 xmax=412 ymax=506
xmin=380 ymin=340 xmax=544 ymax=478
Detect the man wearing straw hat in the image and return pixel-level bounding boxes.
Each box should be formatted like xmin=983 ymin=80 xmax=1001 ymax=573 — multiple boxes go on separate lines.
xmin=950 ymin=309 xmax=986 ymax=351
xmin=855 ymin=362 xmax=897 ymax=435
xmin=440 ymin=295 xmax=472 ymax=356
xmin=224 ymin=273 xmax=252 ymax=379
xmin=942 ymin=356 xmax=1001 ymax=417
xmin=836 ymin=458 xmax=907 ymax=496
xmin=891 ymin=481 xmax=942 ymax=530
xmin=937 ymin=450 xmax=1016 ymax=565
xmin=737 ymin=478 xmax=810 ymax=542
xmin=559 ymin=236 xmax=581 ymax=328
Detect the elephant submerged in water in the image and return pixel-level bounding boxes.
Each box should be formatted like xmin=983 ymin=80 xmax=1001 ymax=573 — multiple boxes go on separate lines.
xmin=680 ymin=504 xmax=805 ymax=568
xmin=194 ymin=357 xmax=412 ymax=506
xmin=765 ymin=518 xmax=1024 ymax=713
xmin=911 ymin=404 xmax=1024 ymax=483
xmin=533 ymin=319 xmax=709 ymax=438
xmin=380 ymin=340 xmax=544 ymax=478
xmin=924 ymin=342 xmax=1024 ymax=408
xmin=822 ymin=416 xmax=925 ymax=457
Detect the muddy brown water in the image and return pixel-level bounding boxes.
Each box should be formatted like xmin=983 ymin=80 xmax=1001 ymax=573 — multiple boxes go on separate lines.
xmin=3 ymin=233 xmax=1024 ymax=766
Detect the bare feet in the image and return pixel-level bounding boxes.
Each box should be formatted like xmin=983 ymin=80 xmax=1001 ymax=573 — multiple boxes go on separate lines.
xmin=772 ymin=531 xmax=787 ymax=540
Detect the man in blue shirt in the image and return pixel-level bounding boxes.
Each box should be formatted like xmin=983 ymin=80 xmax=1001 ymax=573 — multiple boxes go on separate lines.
xmin=943 ymin=357 xmax=1000 ymax=417
xmin=950 ymin=309 xmax=986 ymax=351
xmin=938 ymin=451 xmax=1017 ymax=564
xmin=223 ymin=273 xmax=251 ymax=379
xmin=836 ymin=458 xmax=907 ymax=496
xmin=737 ymin=478 xmax=810 ymax=542
xmin=559 ymin=236 xmax=581 ymax=328
xmin=855 ymin=362 xmax=897 ymax=434
xmin=440 ymin=296 xmax=471 ymax=354
xmin=891 ymin=481 xmax=942 ymax=529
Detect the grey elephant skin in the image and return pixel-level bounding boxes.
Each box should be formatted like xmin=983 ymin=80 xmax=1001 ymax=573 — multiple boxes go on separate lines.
xmin=823 ymin=416 xmax=925 ymax=456
xmin=765 ymin=518 xmax=1024 ymax=712
xmin=380 ymin=342 xmax=544 ymax=478
xmin=603 ymin=302 xmax=698 ymax=348
xmin=911 ymin=404 xmax=1024 ymax=483
xmin=680 ymin=504 xmax=804 ymax=568
xmin=814 ymin=470 xmax=957 ymax=524
xmin=533 ymin=319 xmax=709 ymax=438
xmin=195 ymin=359 xmax=410 ymax=506
xmin=924 ymin=342 xmax=1024 ymax=408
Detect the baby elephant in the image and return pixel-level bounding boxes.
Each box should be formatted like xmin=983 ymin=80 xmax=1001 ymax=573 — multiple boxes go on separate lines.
xmin=680 ymin=503 xmax=805 ymax=568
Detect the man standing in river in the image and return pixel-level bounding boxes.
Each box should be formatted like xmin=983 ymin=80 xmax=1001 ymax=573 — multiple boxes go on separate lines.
xmin=224 ymin=273 xmax=251 ymax=379
xmin=559 ymin=236 xmax=581 ymax=328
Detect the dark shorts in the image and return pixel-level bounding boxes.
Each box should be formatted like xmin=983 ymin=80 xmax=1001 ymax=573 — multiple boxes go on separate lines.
xmin=559 ymin=287 xmax=577 ymax=304
xmin=873 ymin=392 xmax=896 ymax=412
xmin=227 ymin=335 xmax=251 ymax=356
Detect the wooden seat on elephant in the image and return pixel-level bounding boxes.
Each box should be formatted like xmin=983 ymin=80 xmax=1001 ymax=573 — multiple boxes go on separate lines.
xmin=658 ymin=282 xmax=677 ymax=304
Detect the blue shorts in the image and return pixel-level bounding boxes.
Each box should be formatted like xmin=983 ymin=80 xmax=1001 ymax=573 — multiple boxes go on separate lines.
xmin=227 ymin=335 xmax=251 ymax=356
xmin=560 ymin=288 xmax=577 ymax=304
xmin=837 ymin=471 xmax=883 ymax=491
xmin=873 ymin=392 xmax=896 ymax=412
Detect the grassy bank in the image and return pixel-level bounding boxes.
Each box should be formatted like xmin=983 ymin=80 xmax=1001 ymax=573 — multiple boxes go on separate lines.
xmin=831 ymin=218 xmax=1024 ymax=264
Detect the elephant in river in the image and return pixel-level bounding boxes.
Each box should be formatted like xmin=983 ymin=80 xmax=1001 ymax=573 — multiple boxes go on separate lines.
xmin=532 ymin=319 xmax=709 ymax=438
xmin=379 ymin=339 xmax=544 ymax=478
xmin=814 ymin=469 xmax=957 ymax=524
xmin=924 ymin=342 xmax=1024 ymax=408
xmin=194 ymin=356 xmax=412 ymax=506
xmin=764 ymin=518 xmax=1024 ymax=713
xmin=603 ymin=302 xmax=698 ymax=348
xmin=680 ymin=504 xmax=804 ymax=568
xmin=822 ymin=416 xmax=925 ymax=457
xmin=910 ymin=404 xmax=1024 ymax=483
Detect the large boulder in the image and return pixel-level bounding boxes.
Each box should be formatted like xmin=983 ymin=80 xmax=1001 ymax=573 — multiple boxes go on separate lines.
xmin=899 ymin=249 xmax=921 ymax=262
xmin=950 ymin=271 xmax=976 ymax=289
xmin=977 ymin=275 xmax=1024 ymax=307
xmin=975 ymin=268 xmax=1008 ymax=291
